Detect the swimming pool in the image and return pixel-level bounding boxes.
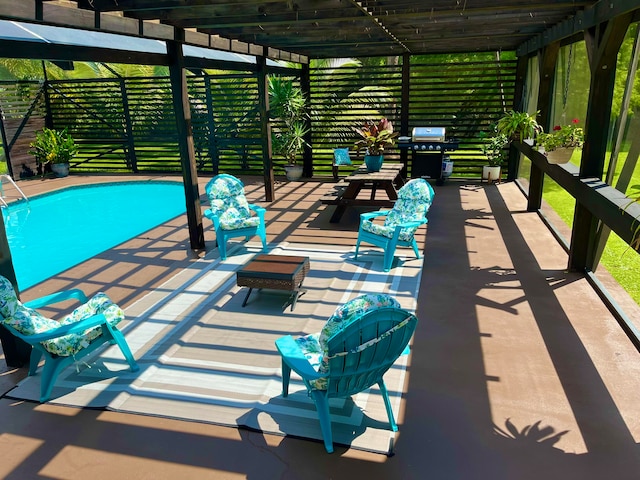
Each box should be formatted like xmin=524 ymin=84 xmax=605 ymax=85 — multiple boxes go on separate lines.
xmin=2 ymin=181 xmax=187 ymax=290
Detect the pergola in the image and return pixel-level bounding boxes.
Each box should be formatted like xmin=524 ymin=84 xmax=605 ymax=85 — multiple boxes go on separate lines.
xmin=1 ymin=1 xmax=640 ymax=340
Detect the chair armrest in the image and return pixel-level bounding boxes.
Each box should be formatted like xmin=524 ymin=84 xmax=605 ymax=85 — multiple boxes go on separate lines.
xmin=249 ymin=204 xmax=266 ymax=219
xmin=203 ymin=208 xmax=222 ymax=229
xmin=24 ymin=289 xmax=88 ymax=309
xmin=19 ymin=314 xmax=108 ymax=342
xmin=275 ymin=335 xmax=324 ymax=381
xmin=392 ymin=218 xmax=427 ymax=231
xmin=361 ymin=210 xmax=390 ymax=221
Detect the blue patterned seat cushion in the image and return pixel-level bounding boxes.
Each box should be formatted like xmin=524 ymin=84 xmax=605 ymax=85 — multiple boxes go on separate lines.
xmin=0 ymin=276 xmax=124 ymax=357
xmin=207 ymin=176 xmax=261 ymax=230
xmin=361 ymin=178 xmax=434 ymax=240
xmin=294 ymin=293 xmax=401 ymax=390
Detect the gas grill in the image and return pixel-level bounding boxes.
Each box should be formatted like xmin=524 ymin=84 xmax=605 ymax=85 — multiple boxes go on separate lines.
xmin=398 ymin=127 xmax=459 ymax=185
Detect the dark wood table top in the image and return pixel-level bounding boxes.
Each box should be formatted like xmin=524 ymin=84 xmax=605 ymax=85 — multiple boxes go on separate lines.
xmin=237 ymin=254 xmax=310 ymax=281
xmin=346 ymin=163 xmax=404 ymax=182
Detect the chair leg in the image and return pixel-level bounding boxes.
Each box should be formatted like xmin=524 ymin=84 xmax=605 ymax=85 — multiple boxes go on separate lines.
xmin=40 ymin=358 xmax=69 ymax=403
xmin=110 ymin=328 xmax=139 ymax=372
xmin=29 ymin=348 xmax=43 ymax=376
xmin=383 ymin=246 xmax=395 ymax=272
xmin=378 ymin=380 xmax=398 ymax=432
xmin=354 ymin=237 xmax=361 ymax=260
xmin=259 ymin=229 xmax=267 ymax=252
xmin=410 ymin=238 xmax=421 ymax=259
xmin=281 ymin=359 xmax=291 ymax=397
xmin=218 ymin=237 xmax=228 ymax=260
xmin=311 ymin=390 xmax=334 ymax=453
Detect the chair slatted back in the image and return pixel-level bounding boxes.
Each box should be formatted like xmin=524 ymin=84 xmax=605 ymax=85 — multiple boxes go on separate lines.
xmin=325 ymin=307 xmax=417 ymax=398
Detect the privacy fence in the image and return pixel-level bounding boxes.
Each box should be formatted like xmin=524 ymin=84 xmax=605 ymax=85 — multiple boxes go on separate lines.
xmin=0 ymin=58 xmax=516 ymax=179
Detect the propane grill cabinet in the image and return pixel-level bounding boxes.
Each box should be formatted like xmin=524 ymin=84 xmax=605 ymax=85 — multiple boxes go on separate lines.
xmin=398 ymin=127 xmax=459 ymax=185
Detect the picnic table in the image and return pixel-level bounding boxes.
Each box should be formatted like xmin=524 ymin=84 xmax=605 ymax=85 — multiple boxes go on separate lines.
xmin=320 ymin=162 xmax=405 ymax=223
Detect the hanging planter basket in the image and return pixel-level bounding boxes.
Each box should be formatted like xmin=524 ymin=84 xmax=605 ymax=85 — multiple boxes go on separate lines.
xmin=543 ymin=147 xmax=575 ymax=164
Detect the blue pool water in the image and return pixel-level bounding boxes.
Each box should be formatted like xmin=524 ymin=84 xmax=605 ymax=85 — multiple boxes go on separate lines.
xmin=2 ymin=181 xmax=186 ymax=290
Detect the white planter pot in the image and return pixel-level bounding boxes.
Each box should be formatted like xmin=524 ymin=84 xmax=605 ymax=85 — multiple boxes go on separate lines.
xmin=544 ymin=147 xmax=575 ymax=164
xmin=482 ymin=165 xmax=501 ymax=183
xmin=284 ymin=164 xmax=303 ymax=181
xmin=51 ymin=163 xmax=70 ymax=178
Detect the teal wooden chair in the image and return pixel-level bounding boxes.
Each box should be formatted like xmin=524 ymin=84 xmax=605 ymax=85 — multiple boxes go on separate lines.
xmin=204 ymin=174 xmax=268 ymax=260
xmin=354 ymin=178 xmax=435 ymax=272
xmin=275 ymin=293 xmax=418 ymax=453
xmin=0 ymin=275 xmax=138 ymax=402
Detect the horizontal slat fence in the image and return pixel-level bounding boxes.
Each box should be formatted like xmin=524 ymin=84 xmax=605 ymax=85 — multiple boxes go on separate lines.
xmin=1 ymin=57 xmax=516 ymax=179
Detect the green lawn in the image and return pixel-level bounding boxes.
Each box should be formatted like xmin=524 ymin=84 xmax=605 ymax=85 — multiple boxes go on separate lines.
xmin=542 ymin=151 xmax=640 ymax=304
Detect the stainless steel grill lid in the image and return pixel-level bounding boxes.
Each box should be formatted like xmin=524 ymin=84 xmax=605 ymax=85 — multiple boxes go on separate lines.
xmin=412 ymin=127 xmax=446 ymax=142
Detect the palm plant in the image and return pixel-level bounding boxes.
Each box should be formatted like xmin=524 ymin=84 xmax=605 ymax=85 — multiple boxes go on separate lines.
xmin=269 ymin=76 xmax=310 ymax=165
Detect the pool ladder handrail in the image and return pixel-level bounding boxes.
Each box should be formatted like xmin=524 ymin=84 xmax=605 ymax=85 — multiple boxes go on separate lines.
xmin=0 ymin=174 xmax=29 ymax=207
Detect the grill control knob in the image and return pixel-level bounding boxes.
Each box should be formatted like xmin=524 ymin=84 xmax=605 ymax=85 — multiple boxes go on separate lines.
xmin=413 ymin=145 xmax=419 ymax=150
xmin=428 ymin=144 xmax=434 ymax=150
xmin=420 ymin=144 xmax=427 ymax=150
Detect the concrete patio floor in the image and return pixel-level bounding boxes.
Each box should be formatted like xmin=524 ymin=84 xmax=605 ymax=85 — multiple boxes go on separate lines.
xmin=0 ymin=174 xmax=639 ymax=479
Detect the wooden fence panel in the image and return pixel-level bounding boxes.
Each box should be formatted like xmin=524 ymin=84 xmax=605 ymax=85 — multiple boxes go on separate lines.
xmin=1 ymin=57 xmax=517 ymax=179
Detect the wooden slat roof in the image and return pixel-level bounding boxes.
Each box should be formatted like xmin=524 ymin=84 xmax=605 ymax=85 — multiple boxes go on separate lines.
xmin=3 ymin=1 xmax=640 ymax=62
xmin=79 ymin=0 xmax=597 ymax=58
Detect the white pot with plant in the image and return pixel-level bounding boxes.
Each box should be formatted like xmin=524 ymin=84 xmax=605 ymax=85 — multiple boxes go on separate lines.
xmin=353 ymin=118 xmax=398 ymax=172
xmin=536 ymin=120 xmax=584 ymax=164
xmin=269 ymin=76 xmax=310 ymax=181
xmin=28 ymin=127 xmax=78 ymax=178
xmin=480 ymin=132 xmax=509 ymax=182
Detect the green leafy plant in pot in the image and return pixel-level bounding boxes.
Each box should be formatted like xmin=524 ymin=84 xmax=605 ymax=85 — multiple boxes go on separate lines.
xmin=479 ymin=130 xmax=509 ymax=182
xmin=496 ymin=110 xmax=542 ymax=144
xmin=269 ymin=76 xmax=310 ymax=180
xmin=28 ymin=127 xmax=78 ymax=178
xmin=353 ymin=118 xmax=398 ymax=172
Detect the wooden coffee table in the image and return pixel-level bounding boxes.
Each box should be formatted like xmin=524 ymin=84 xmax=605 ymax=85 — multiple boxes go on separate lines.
xmin=236 ymin=254 xmax=311 ymax=311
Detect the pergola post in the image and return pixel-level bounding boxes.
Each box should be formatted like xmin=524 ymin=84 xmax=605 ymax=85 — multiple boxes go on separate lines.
xmin=301 ymin=63 xmax=312 ymax=178
xmin=257 ymin=48 xmax=275 ymax=201
xmin=167 ymin=31 xmax=205 ymax=250
xmin=527 ymin=41 xmax=559 ymax=212
xmin=400 ymin=53 xmax=410 ymax=176
xmin=569 ymin=14 xmax=632 ymax=271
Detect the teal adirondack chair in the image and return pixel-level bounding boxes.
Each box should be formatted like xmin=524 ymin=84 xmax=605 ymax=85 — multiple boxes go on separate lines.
xmin=203 ymin=174 xmax=268 ymax=260
xmin=275 ymin=293 xmax=418 ymax=453
xmin=354 ymin=178 xmax=435 ymax=271
xmin=0 ymin=275 xmax=138 ymax=402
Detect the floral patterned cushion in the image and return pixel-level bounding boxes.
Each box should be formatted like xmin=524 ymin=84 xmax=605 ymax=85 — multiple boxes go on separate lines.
xmin=361 ymin=178 xmax=434 ymax=240
xmin=206 ymin=175 xmax=261 ymax=231
xmin=0 ymin=276 xmax=124 ymax=357
xmin=295 ymin=293 xmax=401 ymax=390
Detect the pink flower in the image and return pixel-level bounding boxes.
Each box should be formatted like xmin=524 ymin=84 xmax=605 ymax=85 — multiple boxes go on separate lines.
xmin=572 ymin=118 xmax=579 ymax=124
xmin=553 ymin=125 xmax=562 ymax=131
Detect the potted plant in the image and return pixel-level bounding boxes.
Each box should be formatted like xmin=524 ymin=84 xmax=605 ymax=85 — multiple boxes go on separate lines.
xmin=269 ymin=76 xmax=310 ymax=181
xmin=496 ymin=110 xmax=542 ymax=144
xmin=28 ymin=127 xmax=78 ymax=178
xmin=536 ymin=119 xmax=584 ymax=164
xmin=353 ymin=118 xmax=398 ymax=172
xmin=480 ymin=132 xmax=509 ymax=182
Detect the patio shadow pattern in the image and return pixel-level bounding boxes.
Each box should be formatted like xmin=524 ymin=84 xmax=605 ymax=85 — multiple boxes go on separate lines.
xmin=0 ymin=175 xmax=639 ymax=479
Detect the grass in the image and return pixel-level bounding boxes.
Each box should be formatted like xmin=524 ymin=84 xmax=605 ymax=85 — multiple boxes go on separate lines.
xmin=542 ymin=150 xmax=640 ymax=304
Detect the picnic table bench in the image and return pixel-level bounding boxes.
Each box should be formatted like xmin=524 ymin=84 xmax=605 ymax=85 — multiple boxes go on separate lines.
xmin=320 ymin=163 xmax=405 ymax=222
